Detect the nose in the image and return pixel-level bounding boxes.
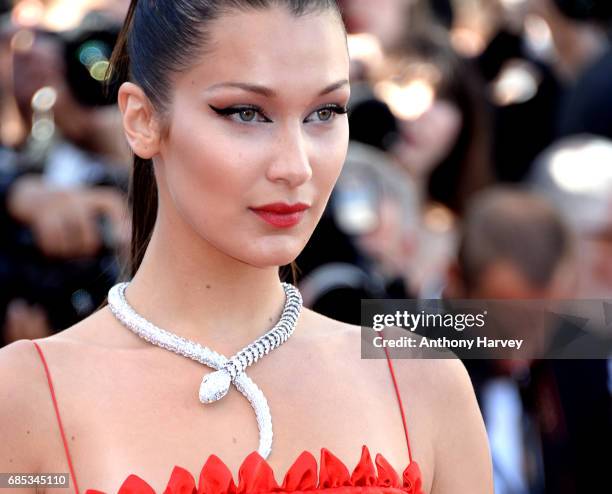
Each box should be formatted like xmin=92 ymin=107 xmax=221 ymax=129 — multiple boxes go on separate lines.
xmin=266 ymin=124 xmax=313 ymax=187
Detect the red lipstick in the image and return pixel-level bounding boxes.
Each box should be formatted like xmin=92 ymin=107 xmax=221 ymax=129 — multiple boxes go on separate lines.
xmin=250 ymin=203 xmax=310 ymax=228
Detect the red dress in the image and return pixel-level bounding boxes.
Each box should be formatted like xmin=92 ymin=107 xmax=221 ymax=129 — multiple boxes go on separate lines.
xmin=32 ymin=341 xmax=424 ymax=494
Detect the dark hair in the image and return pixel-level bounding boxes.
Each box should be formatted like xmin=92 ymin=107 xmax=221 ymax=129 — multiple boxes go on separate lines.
xmin=389 ymin=29 xmax=494 ymax=215
xmin=552 ymin=0 xmax=612 ymax=24
xmin=109 ymin=0 xmax=343 ymax=278
xmin=458 ymin=186 xmax=574 ymax=292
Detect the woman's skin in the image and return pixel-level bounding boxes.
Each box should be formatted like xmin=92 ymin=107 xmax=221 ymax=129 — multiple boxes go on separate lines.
xmin=0 ymin=6 xmax=493 ymax=494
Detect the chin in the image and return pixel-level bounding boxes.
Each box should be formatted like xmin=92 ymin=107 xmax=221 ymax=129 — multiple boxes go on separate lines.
xmin=251 ymin=252 xmax=301 ymax=269
xmin=241 ymin=242 xmax=304 ymax=269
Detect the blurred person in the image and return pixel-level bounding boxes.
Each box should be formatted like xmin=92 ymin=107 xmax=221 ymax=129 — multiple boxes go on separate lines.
xmin=381 ymin=30 xmax=495 ymax=216
xmin=10 ymin=0 xmax=130 ymax=30
xmin=298 ymin=141 xmax=419 ymax=323
xmin=0 ymin=13 xmax=18 ymax=146
xmin=529 ymin=135 xmax=612 ymax=298
xmin=428 ymin=0 xmax=453 ymax=29
xmin=8 ymin=18 xmax=129 ymax=162
xmin=0 ymin=2 xmax=495 ymax=493
xmin=339 ymin=0 xmax=456 ymax=51
xmin=91 ymin=0 xmax=131 ymax=22
xmin=338 ymin=0 xmax=413 ymax=53
xmin=0 ymin=169 xmax=130 ymax=345
xmin=445 ymin=185 xmax=577 ymax=365
xmin=0 ymin=191 xmax=128 ymax=346
xmin=446 ymin=186 xmax=576 ymax=301
xmin=454 ymin=0 xmax=564 ymax=182
xmin=529 ymin=0 xmax=612 ymax=140
xmin=345 ymin=31 xmax=476 ymax=296
xmin=528 ymin=0 xmax=611 ymax=82
xmin=557 ymin=43 xmax=612 ymax=139
xmin=339 ymin=0 xmax=455 ymax=88
xmin=446 ymin=185 xmax=611 ymax=494
xmin=0 ymin=13 xmax=131 ymax=345
xmin=337 ymin=142 xmax=419 ymax=289
xmin=3 ymin=297 xmax=52 ymax=343
xmin=520 ymin=0 xmax=612 ymax=139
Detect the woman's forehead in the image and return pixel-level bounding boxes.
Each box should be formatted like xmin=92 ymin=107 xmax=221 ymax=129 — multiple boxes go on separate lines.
xmin=178 ymin=6 xmax=349 ymax=93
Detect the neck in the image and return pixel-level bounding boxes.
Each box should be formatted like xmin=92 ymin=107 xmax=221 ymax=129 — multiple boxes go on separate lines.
xmin=125 ymin=216 xmax=290 ymax=356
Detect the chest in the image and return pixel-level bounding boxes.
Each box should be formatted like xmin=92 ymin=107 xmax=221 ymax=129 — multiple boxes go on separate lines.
xmin=39 ymin=344 xmax=429 ymax=493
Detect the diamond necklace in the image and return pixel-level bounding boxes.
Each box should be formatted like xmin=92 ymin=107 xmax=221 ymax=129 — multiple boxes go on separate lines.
xmin=107 ymin=282 xmax=303 ymax=459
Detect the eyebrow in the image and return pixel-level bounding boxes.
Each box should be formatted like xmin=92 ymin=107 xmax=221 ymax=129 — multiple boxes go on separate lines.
xmin=206 ymin=79 xmax=349 ymax=97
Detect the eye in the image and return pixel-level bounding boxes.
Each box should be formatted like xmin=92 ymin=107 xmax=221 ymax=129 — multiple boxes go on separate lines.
xmin=306 ymin=104 xmax=349 ymax=123
xmin=316 ymin=108 xmax=333 ymax=121
xmin=236 ymin=109 xmax=257 ymax=122
xmin=209 ymin=105 xmax=271 ymax=123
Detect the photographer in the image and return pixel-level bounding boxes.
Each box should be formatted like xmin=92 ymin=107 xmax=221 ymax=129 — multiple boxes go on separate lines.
xmin=0 ymin=11 xmax=130 ymax=346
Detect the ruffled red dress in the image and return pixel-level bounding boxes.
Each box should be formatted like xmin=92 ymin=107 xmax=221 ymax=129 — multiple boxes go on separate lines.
xmin=33 ymin=341 xmax=424 ymax=494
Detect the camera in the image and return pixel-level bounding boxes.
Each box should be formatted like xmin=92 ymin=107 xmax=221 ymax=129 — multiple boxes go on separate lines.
xmin=60 ymin=13 xmax=122 ymax=107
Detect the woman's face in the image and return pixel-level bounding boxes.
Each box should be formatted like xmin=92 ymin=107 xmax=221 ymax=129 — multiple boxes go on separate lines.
xmin=155 ymin=7 xmax=350 ymax=268
xmin=390 ymin=98 xmax=462 ymax=178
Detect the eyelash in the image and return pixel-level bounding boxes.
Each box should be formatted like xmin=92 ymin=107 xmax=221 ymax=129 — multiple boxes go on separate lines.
xmin=209 ymin=104 xmax=349 ymax=124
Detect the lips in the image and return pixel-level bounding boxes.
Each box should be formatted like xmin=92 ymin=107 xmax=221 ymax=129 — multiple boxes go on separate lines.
xmin=250 ymin=203 xmax=310 ymax=228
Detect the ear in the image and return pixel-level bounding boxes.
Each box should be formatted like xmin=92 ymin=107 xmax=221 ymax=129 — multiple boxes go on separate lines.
xmin=118 ymin=82 xmax=161 ymax=159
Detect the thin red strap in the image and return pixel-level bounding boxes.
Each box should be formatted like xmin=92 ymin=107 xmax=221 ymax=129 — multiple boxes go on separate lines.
xmin=32 ymin=341 xmax=81 ymax=494
xmin=380 ymin=331 xmax=414 ymax=464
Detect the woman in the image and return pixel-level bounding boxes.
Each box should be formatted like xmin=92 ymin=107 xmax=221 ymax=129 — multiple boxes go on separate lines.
xmin=0 ymin=1 xmax=493 ymax=493
xmin=384 ymin=30 xmax=494 ymax=216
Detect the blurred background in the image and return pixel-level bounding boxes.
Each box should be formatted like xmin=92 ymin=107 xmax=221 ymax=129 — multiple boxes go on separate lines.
xmin=0 ymin=0 xmax=610 ymax=492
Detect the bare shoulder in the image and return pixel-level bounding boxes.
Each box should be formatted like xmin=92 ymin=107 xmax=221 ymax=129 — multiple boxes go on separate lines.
xmin=371 ymin=325 xmax=493 ymax=492
xmin=0 ymin=338 xmax=51 ymax=478
xmin=0 ymin=308 xmax=121 ymax=474
xmin=303 ymin=313 xmax=493 ymax=492
xmin=0 ymin=337 xmax=50 ymax=422
xmin=300 ymin=312 xmax=476 ymax=400
xmin=359 ymin=324 xmax=493 ymax=493
xmin=423 ymin=356 xmax=493 ymax=493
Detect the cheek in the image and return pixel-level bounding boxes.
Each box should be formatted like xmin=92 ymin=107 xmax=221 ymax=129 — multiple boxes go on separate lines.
xmin=429 ymin=102 xmax=462 ymax=150
xmin=312 ymin=123 xmax=350 ymax=196
xmin=409 ymin=102 xmax=462 ymax=168
xmin=160 ymin=105 xmax=348 ymax=234
xmin=162 ymin=113 xmax=264 ymax=206
xmin=157 ymin=121 xmax=257 ymax=248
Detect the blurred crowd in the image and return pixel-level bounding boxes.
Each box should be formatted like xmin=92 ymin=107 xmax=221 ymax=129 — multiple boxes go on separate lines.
xmin=0 ymin=1 xmax=610 ymax=493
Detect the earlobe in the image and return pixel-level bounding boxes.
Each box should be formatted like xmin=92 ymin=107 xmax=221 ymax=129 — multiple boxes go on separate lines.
xmin=118 ymin=82 xmax=161 ymax=159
